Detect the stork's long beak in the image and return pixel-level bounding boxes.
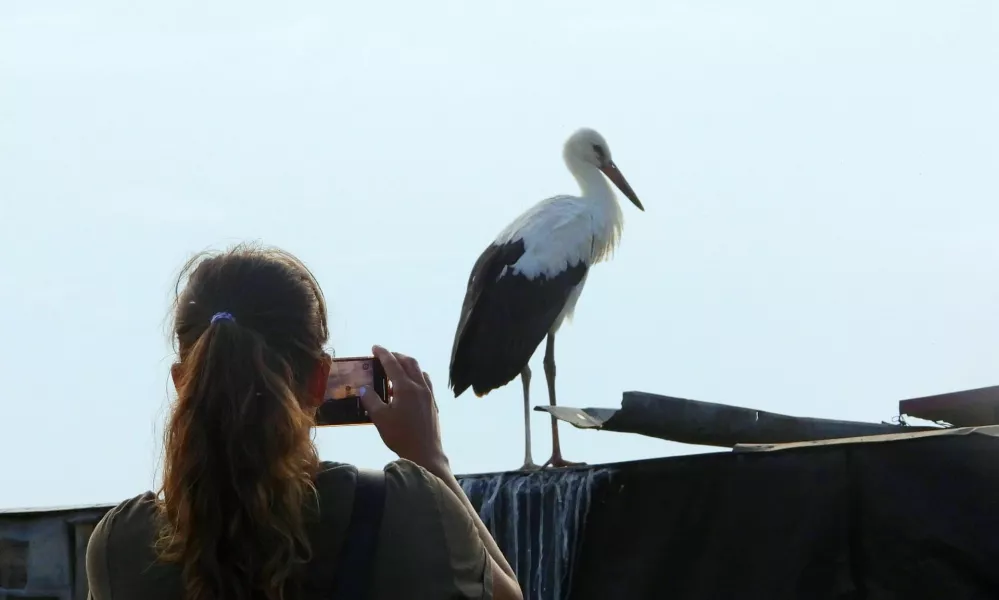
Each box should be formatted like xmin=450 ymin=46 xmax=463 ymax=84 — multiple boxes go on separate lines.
xmin=600 ymin=161 xmax=644 ymax=211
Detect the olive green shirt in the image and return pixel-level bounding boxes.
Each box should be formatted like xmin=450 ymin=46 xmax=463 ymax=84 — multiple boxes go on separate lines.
xmin=86 ymin=460 xmax=493 ymax=599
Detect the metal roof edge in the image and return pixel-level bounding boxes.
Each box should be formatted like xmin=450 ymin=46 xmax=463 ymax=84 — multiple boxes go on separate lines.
xmin=0 ymin=502 xmax=118 ymax=516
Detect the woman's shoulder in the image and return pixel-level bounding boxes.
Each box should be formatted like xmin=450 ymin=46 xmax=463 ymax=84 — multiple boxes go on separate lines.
xmin=103 ymin=490 xmax=158 ymax=520
xmin=379 ymin=458 xmax=461 ymax=515
xmin=87 ymin=491 xmax=180 ymax=600
xmin=90 ymin=491 xmax=159 ymax=554
xmin=381 ymin=458 xmax=441 ymax=491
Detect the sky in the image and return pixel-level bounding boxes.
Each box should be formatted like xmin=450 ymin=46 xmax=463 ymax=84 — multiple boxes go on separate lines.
xmin=1 ymin=0 xmax=996 ymax=509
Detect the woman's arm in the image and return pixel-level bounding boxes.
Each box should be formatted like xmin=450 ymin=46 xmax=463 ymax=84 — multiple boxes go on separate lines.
xmin=427 ymin=458 xmax=523 ymax=600
xmin=425 ymin=458 xmax=518 ymax=581
xmin=361 ymin=346 xmax=523 ymax=599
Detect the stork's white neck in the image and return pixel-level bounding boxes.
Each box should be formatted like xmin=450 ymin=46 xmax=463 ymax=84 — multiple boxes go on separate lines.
xmin=565 ymin=154 xmax=615 ymax=203
xmin=563 ymin=153 xmax=625 ymax=265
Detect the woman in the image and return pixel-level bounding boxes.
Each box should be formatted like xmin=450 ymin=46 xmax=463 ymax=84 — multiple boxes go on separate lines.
xmin=86 ymin=244 xmax=523 ymax=600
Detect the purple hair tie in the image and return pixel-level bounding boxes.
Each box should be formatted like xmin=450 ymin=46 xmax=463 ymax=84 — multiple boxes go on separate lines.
xmin=210 ymin=312 xmax=235 ymax=325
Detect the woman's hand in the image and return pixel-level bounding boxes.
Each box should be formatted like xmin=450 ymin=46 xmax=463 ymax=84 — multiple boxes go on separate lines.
xmin=360 ymin=345 xmax=450 ymax=473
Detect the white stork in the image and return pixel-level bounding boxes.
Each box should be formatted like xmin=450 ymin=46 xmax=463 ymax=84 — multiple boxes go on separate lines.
xmin=448 ymin=128 xmax=644 ymax=470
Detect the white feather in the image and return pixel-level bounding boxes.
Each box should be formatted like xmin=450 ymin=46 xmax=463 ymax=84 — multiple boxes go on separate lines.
xmin=489 ymin=128 xmax=632 ymax=328
xmin=495 ymin=131 xmax=628 ymax=267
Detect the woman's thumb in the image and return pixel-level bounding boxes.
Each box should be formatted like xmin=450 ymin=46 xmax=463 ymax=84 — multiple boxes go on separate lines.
xmin=358 ymin=386 xmax=387 ymax=421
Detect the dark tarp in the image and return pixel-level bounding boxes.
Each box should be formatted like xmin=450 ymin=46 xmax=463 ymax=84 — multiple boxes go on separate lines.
xmin=563 ymin=434 xmax=999 ymax=600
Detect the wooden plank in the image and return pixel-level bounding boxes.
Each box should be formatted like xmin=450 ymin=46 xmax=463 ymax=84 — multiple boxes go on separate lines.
xmin=734 ymin=424 xmax=999 ymax=453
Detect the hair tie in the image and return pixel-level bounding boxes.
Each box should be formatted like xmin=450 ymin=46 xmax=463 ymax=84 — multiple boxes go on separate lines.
xmin=210 ymin=312 xmax=235 ymax=325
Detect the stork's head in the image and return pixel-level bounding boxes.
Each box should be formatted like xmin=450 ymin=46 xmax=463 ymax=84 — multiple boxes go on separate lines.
xmin=564 ymin=128 xmax=644 ymax=211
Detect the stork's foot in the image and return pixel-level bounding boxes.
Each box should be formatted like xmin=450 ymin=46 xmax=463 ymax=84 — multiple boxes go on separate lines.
xmin=518 ymin=461 xmax=542 ymax=472
xmin=541 ymin=455 xmax=587 ymax=469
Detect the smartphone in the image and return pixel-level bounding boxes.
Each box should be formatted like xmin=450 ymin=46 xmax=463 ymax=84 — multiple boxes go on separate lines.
xmin=315 ymin=356 xmax=388 ymax=427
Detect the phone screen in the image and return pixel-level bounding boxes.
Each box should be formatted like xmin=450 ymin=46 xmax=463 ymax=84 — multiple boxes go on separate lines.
xmin=315 ymin=356 xmax=387 ymax=427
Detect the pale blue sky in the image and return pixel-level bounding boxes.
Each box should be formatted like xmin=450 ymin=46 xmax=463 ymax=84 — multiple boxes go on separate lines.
xmin=1 ymin=1 xmax=996 ymax=509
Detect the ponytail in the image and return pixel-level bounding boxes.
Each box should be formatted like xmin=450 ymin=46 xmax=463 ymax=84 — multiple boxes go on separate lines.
xmin=156 ymin=245 xmax=326 ymax=600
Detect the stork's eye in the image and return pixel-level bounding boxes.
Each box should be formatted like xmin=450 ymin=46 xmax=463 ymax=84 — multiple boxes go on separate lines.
xmin=592 ymin=144 xmax=607 ymax=162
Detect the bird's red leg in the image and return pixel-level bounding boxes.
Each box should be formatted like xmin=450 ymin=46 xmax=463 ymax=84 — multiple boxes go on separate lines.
xmin=544 ymin=415 xmax=586 ymax=468
xmin=540 ymin=332 xmax=587 ymax=469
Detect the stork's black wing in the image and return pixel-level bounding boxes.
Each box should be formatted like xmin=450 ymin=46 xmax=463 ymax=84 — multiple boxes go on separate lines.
xmin=448 ymin=238 xmax=588 ymax=397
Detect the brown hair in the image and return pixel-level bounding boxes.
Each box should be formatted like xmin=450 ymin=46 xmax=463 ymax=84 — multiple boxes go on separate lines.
xmin=155 ymin=243 xmax=329 ymax=600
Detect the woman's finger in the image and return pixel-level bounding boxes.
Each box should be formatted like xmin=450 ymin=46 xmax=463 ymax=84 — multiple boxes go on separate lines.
xmin=372 ymin=345 xmax=410 ymax=384
xmin=358 ymin=385 xmax=388 ymax=422
xmin=423 ymin=372 xmax=439 ymax=413
xmin=393 ymin=352 xmax=424 ymax=382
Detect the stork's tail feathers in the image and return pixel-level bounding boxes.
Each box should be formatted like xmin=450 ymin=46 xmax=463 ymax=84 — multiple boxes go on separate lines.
xmin=448 ymin=377 xmax=497 ymax=399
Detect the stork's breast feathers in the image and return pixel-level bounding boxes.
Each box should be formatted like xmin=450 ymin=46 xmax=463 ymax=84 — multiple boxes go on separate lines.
xmin=498 ymin=209 xmax=598 ymax=280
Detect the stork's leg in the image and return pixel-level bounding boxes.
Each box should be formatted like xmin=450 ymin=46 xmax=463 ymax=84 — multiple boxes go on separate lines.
xmin=519 ymin=365 xmax=540 ymax=471
xmin=541 ymin=332 xmax=587 ymax=469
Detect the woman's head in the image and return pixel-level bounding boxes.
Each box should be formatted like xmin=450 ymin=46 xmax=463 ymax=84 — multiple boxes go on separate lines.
xmin=157 ymin=243 xmax=330 ymax=600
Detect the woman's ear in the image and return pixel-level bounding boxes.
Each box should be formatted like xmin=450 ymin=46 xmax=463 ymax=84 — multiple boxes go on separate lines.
xmin=171 ymin=363 xmax=182 ymax=393
xmin=306 ymin=355 xmax=332 ymax=408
